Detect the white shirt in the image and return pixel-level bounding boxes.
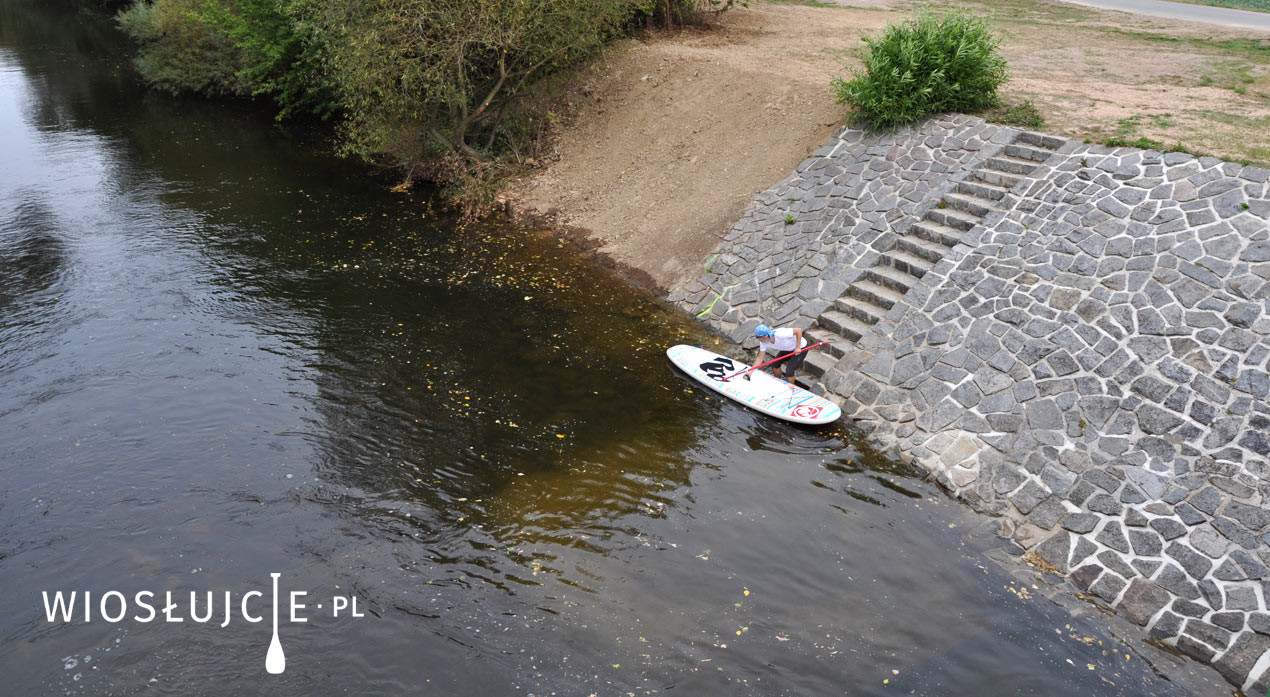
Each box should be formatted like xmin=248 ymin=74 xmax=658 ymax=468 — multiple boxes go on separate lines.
xmin=766 ymin=328 xmax=807 ymax=353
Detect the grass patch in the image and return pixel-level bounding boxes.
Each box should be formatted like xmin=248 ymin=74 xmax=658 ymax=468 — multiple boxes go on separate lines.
xmin=1095 ymin=136 xmax=1256 ymax=165
xmin=937 ymin=0 xmax=1093 ymax=24
xmin=1107 ymin=31 xmax=1270 ymax=59
xmin=764 ymin=0 xmax=852 ymax=7
xmin=1196 ymin=60 xmax=1261 ymax=93
xmin=983 ymin=99 xmax=1044 ymax=128
xmin=1163 ymin=0 xmax=1270 ymax=13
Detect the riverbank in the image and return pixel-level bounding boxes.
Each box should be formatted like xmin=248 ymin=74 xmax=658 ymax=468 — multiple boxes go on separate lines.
xmin=507 ymin=0 xmax=1270 ymax=292
xmin=505 ymin=0 xmax=1270 ymax=691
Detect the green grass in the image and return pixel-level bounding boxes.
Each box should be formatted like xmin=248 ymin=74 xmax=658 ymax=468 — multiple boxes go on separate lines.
xmin=1164 ymin=0 xmax=1270 ymax=13
xmin=764 ymin=0 xmax=851 ymax=7
xmin=1096 ymin=136 xmax=1258 ymax=165
xmin=984 ymin=99 xmax=1044 ymax=128
xmin=1111 ymin=113 xmax=1174 ymax=138
xmin=1196 ymin=61 xmax=1262 ymax=93
xmin=1107 ymin=31 xmax=1270 ymax=59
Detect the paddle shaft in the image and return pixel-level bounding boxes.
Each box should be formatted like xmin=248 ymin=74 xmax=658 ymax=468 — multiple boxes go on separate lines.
xmin=721 ymin=340 xmax=835 ymax=382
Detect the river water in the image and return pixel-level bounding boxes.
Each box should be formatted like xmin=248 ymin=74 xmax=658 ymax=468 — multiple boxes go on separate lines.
xmin=0 ymin=4 xmax=1218 ymax=696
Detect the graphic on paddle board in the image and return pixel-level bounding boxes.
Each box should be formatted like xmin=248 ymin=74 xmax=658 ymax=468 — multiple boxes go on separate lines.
xmin=666 ymin=345 xmax=841 ymax=425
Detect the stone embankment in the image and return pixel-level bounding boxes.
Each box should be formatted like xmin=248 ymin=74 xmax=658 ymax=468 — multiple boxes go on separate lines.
xmin=669 ymin=114 xmax=1270 ymax=690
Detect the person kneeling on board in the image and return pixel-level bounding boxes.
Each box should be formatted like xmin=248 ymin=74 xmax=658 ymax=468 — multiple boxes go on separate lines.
xmin=746 ymin=324 xmax=807 ymax=385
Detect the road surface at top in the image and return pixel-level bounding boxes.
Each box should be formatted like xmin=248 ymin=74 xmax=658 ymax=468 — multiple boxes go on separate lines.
xmin=1061 ymin=0 xmax=1270 ymax=30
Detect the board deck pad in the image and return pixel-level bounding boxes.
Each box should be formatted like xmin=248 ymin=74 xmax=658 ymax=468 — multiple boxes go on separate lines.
xmin=667 ymin=345 xmax=841 ymax=425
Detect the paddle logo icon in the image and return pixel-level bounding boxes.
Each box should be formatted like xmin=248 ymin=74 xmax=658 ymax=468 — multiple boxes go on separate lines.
xmin=266 ymin=573 xmax=286 ymax=674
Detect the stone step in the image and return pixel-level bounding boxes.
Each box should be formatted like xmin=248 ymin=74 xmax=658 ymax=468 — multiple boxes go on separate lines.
xmin=863 ymin=263 xmax=917 ymax=294
xmin=846 ymin=278 xmax=905 ymax=310
xmin=942 ymin=191 xmax=998 ymax=218
xmin=804 ymin=326 xmax=851 ymax=358
xmin=803 ymin=349 xmax=838 ymax=378
xmin=818 ymin=309 xmax=872 ymax=341
xmin=1016 ymin=130 xmax=1067 ymax=150
xmin=878 ymin=247 xmax=935 ymax=277
xmin=985 ymin=154 xmax=1041 ymax=176
xmin=924 ymin=206 xmax=981 ymax=232
xmin=1005 ymin=142 xmax=1055 ymax=163
xmin=956 ymin=179 xmax=1010 ymax=201
xmin=833 ymin=295 xmax=886 ymax=325
xmin=972 ymin=168 xmax=1023 ymax=190
xmin=906 ymin=222 xmax=962 ymax=251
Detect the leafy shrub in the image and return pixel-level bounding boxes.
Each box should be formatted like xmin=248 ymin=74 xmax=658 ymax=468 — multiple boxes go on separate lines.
xmin=198 ymin=0 xmax=339 ymax=119
xmin=117 ymin=0 xmax=249 ymax=96
xmin=118 ymin=0 xmax=337 ymax=118
xmin=833 ymin=11 xmax=1008 ymax=129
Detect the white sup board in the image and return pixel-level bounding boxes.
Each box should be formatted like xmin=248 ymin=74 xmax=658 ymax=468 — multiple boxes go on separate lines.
xmin=667 ymin=344 xmax=841 ymax=425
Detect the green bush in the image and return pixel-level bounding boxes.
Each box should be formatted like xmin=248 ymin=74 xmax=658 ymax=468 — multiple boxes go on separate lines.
xmin=118 ymin=0 xmax=337 ymax=118
xmin=833 ymin=11 xmax=1008 ymax=129
xmin=117 ymin=0 xmax=249 ymax=96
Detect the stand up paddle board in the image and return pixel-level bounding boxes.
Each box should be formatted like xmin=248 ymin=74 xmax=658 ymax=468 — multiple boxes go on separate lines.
xmin=667 ymin=344 xmax=841 ymax=425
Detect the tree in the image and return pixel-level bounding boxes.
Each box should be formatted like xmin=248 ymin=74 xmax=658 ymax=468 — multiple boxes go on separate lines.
xmin=295 ymin=0 xmax=635 ymax=163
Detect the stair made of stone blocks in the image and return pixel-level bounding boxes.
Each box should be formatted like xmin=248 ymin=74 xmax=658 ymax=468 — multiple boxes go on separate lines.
xmin=802 ymin=347 xmax=839 ymax=378
xmin=803 ymin=130 xmax=1065 ymax=374
xmin=1015 ymin=130 xmax=1067 ymax=152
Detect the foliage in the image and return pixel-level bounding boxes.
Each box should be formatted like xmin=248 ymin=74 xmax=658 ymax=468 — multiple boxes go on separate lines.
xmin=628 ymin=0 xmax=746 ymax=28
xmin=833 ymin=10 xmax=1009 ymax=130
xmin=198 ymin=0 xmax=338 ymax=118
xmin=117 ymin=0 xmax=249 ymax=96
xmin=296 ymin=0 xmax=640 ymax=163
xmin=118 ymin=0 xmax=336 ymax=117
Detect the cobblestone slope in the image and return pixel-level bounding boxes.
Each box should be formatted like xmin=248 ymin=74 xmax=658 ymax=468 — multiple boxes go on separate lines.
xmin=669 ymin=114 xmax=1270 ymax=690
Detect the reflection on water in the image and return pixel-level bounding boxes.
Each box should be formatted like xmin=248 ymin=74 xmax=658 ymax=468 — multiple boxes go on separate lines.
xmin=0 ymin=3 xmax=1218 ymax=696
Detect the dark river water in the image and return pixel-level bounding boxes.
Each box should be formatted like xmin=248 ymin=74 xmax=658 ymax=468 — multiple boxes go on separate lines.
xmin=0 ymin=4 xmax=1219 ymax=696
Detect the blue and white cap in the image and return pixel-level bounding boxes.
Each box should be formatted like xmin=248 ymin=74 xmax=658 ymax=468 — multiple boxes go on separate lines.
xmin=754 ymin=324 xmax=775 ymax=338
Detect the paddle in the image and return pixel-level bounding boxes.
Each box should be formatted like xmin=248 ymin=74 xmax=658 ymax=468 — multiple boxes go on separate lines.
xmin=721 ymin=340 xmax=837 ymax=382
xmin=266 ymin=572 xmax=285 ymax=674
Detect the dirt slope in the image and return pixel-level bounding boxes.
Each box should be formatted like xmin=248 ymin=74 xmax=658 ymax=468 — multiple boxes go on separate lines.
xmin=508 ymin=3 xmax=895 ymax=290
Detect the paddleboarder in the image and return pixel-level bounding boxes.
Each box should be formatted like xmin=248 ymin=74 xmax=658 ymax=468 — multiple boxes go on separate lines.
xmin=746 ymin=324 xmax=807 ymax=385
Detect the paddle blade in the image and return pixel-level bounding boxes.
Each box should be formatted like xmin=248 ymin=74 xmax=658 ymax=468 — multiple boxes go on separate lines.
xmin=266 ymin=634 xmax=285 ymax=674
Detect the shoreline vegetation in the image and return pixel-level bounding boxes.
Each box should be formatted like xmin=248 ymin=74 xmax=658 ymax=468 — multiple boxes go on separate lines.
xmin=112 ymin=0 xmax=747 ymax=219
xmin=105 ymin=0 xmax=1269 ymax=284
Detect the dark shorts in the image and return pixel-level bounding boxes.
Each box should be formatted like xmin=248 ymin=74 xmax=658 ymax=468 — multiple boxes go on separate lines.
xmin=770 ymin=347 xmax=806 ymax=378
